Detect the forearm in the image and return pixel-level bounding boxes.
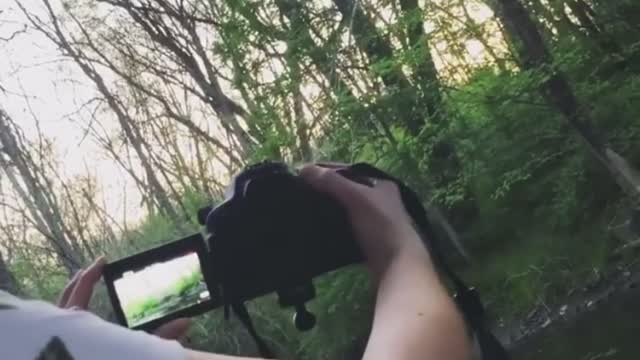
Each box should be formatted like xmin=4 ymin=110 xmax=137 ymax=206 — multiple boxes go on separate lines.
xmin=363 ymin=240 xmax=471 ymax=360
xmin=186 ymin=349 xmax=268 ymax=360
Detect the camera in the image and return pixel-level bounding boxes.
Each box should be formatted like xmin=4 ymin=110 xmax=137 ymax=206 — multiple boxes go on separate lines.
xmin=104 ymin=161 xmax=363 ymax=331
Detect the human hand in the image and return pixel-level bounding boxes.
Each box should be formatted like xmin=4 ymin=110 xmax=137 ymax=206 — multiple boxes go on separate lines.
xmin=300 ymin=164 xmax=430 ymax=275
xmin=57 ymin=256 xmax=191 ymax=341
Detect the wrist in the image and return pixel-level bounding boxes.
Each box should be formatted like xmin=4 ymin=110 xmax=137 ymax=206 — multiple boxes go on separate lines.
xmin=366 ymin=227 xmax=431 ymax=277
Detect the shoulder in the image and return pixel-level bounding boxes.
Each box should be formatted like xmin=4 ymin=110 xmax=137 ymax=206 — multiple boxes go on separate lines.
xmin=0 ymin=290 xmax=186 ymax=360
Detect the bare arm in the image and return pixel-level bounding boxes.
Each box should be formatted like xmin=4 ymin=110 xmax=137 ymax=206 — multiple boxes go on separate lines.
xmin=302 ymin=165 xmax=471 ymax=360
xmin=186 ymin=349 xmax=266 ymax=360
xmin=364 ymin=241 xmax=470 ymax=360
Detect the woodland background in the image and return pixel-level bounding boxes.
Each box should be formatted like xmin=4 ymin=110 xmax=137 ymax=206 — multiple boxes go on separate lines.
xmin=1 ymin=0 xmax=640 ymax=358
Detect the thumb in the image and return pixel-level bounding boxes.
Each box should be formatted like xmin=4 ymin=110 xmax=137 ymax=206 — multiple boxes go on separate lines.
xmin=154 ymin=318 xmax=191 ymax=340
xmin=299 ymin=165 xmax=364 ymax=206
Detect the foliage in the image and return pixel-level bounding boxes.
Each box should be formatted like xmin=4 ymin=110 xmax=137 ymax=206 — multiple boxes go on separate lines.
xmin=174 ymin=271 xmax=205 ymax=296
xmin=125 ymin=297 xmax=161 ymax=324
xmin=2 ymin=0 xmax=640 ymax=358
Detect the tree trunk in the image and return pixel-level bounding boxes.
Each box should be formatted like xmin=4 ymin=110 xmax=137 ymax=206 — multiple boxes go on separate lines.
xmin=398 ymin=0 xmax=443 ymax=123
xmin=493 ymin=0 xmax=640 ymax=201
xmin=274 ymin=1 xmax=317 ymax=162
xmin=0 ymin=252 xmax=19 ymax=295
xmin=31 ymin=0 xmax=181 ymax=222
xmin=122 ymin=0 xmax=255 ymax=157
xmin=548 ymin=0 xmax=581 ymax=36
xmin=567 ymin=0 xmax=600 ymax=36
xmin=566 ymin=0 xmax=623 ymax=55
xmin=526 ymin=0 xmax=561 ymax=39
xmin=274 ymin=0 xmax=389 ymax=142
xmin=109 ymin=94 xmax=180 ymax=221
xmin=332 ymin=0 xmax=425 ymax=135
xmin=0 ymin=111 xmax=83 ymax=273
xmin=275 ymin=0 xmax=357 ymax=99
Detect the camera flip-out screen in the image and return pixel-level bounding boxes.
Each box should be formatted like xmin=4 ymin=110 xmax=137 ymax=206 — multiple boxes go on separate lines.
xmin=103 ymin=234 xmax=217 ymax=330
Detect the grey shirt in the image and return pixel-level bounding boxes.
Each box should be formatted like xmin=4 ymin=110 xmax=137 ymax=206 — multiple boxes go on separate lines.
xmin=0 ymin=290 xmax=185 ymax=360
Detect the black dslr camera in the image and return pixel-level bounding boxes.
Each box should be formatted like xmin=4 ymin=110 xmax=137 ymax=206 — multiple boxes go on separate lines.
xmin=103 ymin=161 xmax=364 ymax=331
xmin=103 ymin=161 xmax=507 ymax=359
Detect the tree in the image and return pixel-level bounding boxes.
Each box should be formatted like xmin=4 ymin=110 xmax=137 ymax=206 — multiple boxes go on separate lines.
xmin=0 ymin=109 xmax=84 ymax=273
xmin=0 ymin=251 xmax=19 ymax=295
xmin=18 ymin=0 xmax=189 ymax=222
xmin=332 ymin=0 xmax=426 ymax=135
xmin=98 ymin=0 xmax=257 ymax=156
xmin=567 ymin=0 xmax=624 ymax=55
xmin=397 ymin=0 xmax=443 ymax=124
xmin=490 ymin=0 xmax=640 ymax=202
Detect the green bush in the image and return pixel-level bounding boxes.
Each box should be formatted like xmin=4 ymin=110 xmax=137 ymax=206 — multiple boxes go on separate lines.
xmin=125 ymin=297 xmax=161 ymax=323
xmin=174 ymin=271 xmax=204 ymax=296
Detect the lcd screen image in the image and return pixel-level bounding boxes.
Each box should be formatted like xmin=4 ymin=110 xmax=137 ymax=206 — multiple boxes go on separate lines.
xmin=113 ymin=252 xmax=211 ymax=327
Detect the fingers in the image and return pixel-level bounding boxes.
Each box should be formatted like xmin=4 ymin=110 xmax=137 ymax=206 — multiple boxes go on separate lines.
xmin=65 ymin=256 xmax=106 ymax=309
xmin=57 ymin=270 xmax=83 ymax=307
xmin=377 ymin=179 xmax=400 ymax=193
xmin=315 ymin=161 xmax=349 ymax=169
xmin=300 ymin=165 xmax=365 ymax=205
xmin=154 ymin=318 xmax=191 ymax=340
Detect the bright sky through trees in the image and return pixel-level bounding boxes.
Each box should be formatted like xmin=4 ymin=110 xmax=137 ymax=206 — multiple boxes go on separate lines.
xmin=0 ymin=0 xmax=504 ymax=225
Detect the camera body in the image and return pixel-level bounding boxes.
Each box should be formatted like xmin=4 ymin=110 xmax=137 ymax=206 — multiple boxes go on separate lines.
xmin=200 ymin=161 xmax=363 ymax=305
xmin=104 ymin=161 xmax=365 ymax=331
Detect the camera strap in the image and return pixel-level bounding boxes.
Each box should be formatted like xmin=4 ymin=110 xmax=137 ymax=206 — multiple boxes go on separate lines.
xmin=344 ymin=163 xmax=509 ymax=360
xmin=231 ymin=302 xmax=275 ymax=358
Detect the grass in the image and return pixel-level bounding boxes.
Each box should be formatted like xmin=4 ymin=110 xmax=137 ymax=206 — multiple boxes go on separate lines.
xmin=123 ymin=270 xmax=206 ymax=325
xmin=126 ymin=297 xmax=161 ymax=323
xmin=174 ymin=271 xmax=204 ymax=296
xmin=462 ymin=222 xmax=613 ymax=322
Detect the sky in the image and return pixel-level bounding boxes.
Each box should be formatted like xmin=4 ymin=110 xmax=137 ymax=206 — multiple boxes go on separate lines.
xmin=2 ymin=0 xmax=95 ymax=158
xmin=1 ymin=0 xmax=145 ymax=222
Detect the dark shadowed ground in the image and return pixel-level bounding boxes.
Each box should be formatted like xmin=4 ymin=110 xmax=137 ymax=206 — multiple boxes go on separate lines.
xmin=512 ymin=284 xmax=640 ymax=360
